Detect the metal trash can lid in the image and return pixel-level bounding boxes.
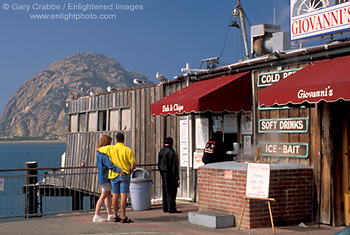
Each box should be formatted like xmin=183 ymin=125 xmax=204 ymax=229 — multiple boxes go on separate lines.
xmin=131 ymin=168 xmax=150 ymax=182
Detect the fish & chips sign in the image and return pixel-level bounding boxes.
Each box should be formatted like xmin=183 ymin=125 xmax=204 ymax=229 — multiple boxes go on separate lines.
xmin=162 ymin=103 xmax=184 ymax=113
xmin=290 ymin=0 xmax=350 ymax=41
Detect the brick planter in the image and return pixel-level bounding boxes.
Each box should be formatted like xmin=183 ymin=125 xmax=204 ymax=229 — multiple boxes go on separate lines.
xmin=198 ymin=162 xmax=313 ymax=228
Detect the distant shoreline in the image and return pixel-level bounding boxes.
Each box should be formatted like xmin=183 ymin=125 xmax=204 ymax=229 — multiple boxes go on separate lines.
xmin=0 ymin=140 xmax=66 ymax=144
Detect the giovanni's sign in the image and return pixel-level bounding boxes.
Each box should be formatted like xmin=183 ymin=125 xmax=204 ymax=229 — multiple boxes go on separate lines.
xmin=290 ymin=0 xmax=350 ymax=41
xmin=297 ymin=85 xmax=334 ymax=100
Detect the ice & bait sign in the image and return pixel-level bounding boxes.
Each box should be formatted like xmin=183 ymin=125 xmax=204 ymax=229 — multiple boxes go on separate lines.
xmin=261 ymin=142 xmax=309 ymax=158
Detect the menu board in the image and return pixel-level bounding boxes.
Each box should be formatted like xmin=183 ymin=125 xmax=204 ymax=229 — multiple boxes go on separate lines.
xmin=179 ymin=119 xmax=190 ymax=167
xmin=246 ymin=163 xmax=270 ymax=198
xmin=212 ymin=116 xmax=223 ymax=133
xmin=241 ymin=112 xmax=252 ymax=135
xmin=196 ymin=118 xmax=209 ymax=149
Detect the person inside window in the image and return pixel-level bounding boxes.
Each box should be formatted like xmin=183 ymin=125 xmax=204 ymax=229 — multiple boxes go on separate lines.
xmin=202 ymin=131 xmax=226 ymax=164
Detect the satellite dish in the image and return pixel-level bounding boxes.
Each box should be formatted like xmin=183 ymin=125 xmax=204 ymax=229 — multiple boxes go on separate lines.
xmin=156 ymin=72 xmax=168 ymax=83
xmin=133 ymin=78 xmax=146 ymax=85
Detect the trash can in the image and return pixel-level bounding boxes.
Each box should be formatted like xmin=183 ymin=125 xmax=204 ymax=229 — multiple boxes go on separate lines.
xmin=129 ymin=168 xmax=152 ymax=211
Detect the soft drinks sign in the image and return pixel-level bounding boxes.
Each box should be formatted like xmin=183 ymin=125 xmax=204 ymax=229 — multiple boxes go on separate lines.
xmin=290 ymin=0 xmax=350 ymax=41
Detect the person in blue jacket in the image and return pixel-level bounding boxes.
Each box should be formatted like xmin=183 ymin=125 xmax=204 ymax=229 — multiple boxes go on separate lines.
xmin=93 ymin=135 xmax=124 ymax=222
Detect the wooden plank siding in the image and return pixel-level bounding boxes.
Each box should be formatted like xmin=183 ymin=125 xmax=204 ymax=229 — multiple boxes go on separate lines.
xmin=65 ymin=83 xmax=188 ymax=197
xmin=254 ymin=64 xmax=310 ymax=163
xmin=254 ymin=63 xmax=336 ymax=225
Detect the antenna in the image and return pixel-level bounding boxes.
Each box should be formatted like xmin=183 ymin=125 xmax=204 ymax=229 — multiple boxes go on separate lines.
xmin=200 ymin=57 xmax=219 ymax=70
xmin=237 ymin=0 xmax=250 ymax=60
xmin=274 ymin=0 xmax=276 ymax=25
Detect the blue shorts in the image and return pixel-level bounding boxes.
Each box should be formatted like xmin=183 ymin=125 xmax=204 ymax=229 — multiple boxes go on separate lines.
xmin=111 ymin=174 xmax=131 ymax=194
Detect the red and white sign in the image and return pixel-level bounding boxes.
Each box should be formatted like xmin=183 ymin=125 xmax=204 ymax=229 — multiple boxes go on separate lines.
xmin=161 ymin=103 xmax=184 ymax=113
xmin=290 ymin=1 xmax=350 ymax=41
xmin=224 ymin=170 xmax=233 ymax=179
xmin=150 ymin=72 xmax=252 ymax=116
xmin=193 ymin=151 xmax=204 ymax=169
xmin=297 ymin=85 xmax=334 ymax=100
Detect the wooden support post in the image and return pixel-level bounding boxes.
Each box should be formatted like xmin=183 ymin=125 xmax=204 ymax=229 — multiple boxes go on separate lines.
xmin=25 ymin=161 xmax=39 ymax=218
xmin=72 ymin=191 xmax=84 ymax=211
xmin=90 ymin=195 xmax=99 ymax=209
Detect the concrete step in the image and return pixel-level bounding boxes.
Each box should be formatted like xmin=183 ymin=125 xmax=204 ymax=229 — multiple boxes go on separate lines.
xmin=188 ymin=210 xmax=235 ymax=229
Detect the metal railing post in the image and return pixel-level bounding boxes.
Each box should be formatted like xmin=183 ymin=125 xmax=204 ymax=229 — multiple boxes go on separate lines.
xmin=24 ymin=162 xmax=39 ymax=218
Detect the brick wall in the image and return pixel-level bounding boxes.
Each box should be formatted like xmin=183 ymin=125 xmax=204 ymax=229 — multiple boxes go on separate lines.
xmin=198 ymin=163 xmax=313 ymax=228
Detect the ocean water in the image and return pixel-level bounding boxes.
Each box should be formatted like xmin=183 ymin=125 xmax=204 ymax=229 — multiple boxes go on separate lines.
xmin=0 ymin=142 xmax=67 ymax=219
xmin=0 ymin=142 xmax=65 ymax=170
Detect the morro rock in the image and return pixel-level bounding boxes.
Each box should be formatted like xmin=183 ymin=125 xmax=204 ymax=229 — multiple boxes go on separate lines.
xmin=0 ymin=52 xmax=153 ymax=138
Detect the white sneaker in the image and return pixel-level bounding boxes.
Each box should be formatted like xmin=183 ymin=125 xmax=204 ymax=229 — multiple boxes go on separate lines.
xmin=107 ymin=214 xmax=114 ymax=222
xmin=93 ymin=215 xmax=106 ymax=222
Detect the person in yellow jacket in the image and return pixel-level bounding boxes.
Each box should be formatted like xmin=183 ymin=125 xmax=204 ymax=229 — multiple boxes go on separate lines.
xmin=97 ymin=132 xmax=136 ymax=223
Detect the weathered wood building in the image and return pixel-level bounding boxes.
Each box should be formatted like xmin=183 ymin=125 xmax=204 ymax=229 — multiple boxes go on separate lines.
xmin=65 ymin=83 xmax=194 ymax=199
xmin=65 ymin=39 xmax=350 ymax=226
xmin=257 ymin=52 xmax=350 ymax=226
xmin=150 ymin=40 xmax=350 ymax=226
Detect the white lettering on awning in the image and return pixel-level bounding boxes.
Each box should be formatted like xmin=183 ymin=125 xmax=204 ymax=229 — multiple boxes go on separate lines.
xmin=297 ymin=86 xmax=333 ymax=99
xmin=162 ymin=104 xmax=184 ymax=113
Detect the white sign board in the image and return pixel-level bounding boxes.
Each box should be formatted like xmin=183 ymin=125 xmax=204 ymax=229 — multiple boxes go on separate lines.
xmin=179 ymin=119 xmax=190 ymax=167
xmin=246 ymin=163 xmax=270 ymax=198
xmin=0 ymin=178 xmax=4 ymax=191
xmin=290 ymin=0 xmax=350 ymax=41
xmin=193 ymin=150 xmax=204 ymax=169
xmin=243 ymin=135 xmax=252 ymax=155
xmin=212 ymin=116 xmax=223 ymax=133
xmin=241 ymin=112 xmax=252 ymax=135
xmin=196 ymin=118 xmax=209 ymax=149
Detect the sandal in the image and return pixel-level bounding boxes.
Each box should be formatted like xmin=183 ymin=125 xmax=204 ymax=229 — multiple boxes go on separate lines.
xmin=113 ymin=216 xmax=121 ymax=222
xmin=121 ymin=216 xmax=133 ymax=223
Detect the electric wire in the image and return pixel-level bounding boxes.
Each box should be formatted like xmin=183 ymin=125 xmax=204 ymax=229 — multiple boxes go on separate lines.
xmin=219 ymin=15 xmax=234 ymax=58
xmin=219 ymin=0 xmax=238 ymax=59
xmin=219 ymin=0 xmax=253 ymax=64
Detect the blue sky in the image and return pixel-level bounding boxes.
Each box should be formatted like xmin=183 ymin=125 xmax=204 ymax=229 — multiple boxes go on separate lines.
xmin=0 ymin=0 xmax=290 ymax=115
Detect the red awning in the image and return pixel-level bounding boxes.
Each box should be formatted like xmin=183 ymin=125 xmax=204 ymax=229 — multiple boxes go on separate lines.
xmin=258 ymin=56 xmax=350 ymax=106
xmin=151 ymin=72 xmax=251 ymax=116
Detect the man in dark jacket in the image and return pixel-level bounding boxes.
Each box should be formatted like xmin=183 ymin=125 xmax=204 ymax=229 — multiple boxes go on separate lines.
xmin=157 ymin=137 xmax=181 ymax=213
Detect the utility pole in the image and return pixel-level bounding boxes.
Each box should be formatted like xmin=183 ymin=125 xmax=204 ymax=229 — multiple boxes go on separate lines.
xmin=237 ymin=0 xmax=250 ymax=60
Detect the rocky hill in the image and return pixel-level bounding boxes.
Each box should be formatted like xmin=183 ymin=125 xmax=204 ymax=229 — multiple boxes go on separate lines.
xmin=0 ymin=52 xmax=153 ymax=138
